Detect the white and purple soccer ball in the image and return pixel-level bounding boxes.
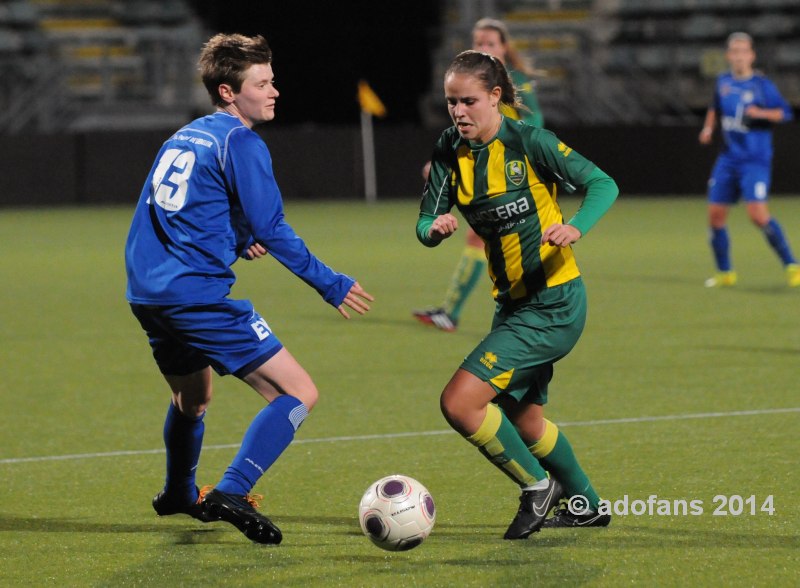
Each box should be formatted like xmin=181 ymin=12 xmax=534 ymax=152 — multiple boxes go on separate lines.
xmin=358 ymin=474 xmax=436 ymax=551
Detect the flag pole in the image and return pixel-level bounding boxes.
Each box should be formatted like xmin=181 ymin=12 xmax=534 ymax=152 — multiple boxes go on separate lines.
xmin=361 ymin=110 xmax=377 ymax=203
xmin=357 ymin=80 xmax=386 ymax=204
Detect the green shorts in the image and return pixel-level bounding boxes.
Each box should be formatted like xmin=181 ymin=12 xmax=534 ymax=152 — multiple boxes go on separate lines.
xmin=460 ymin=277 xmax=586 ymax=405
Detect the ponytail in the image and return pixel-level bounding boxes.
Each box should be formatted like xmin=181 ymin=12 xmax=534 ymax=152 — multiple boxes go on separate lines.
xmin=445 ymin=50 xmax=520 ymax=111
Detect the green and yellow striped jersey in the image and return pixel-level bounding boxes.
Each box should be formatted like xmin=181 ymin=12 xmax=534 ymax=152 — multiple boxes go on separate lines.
xmin=417 ymin=117 xmax=617 ymax=304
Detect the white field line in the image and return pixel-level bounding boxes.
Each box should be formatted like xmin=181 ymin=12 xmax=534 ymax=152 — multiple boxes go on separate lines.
xmin=1 ymin=407 xmax=798 ymax=465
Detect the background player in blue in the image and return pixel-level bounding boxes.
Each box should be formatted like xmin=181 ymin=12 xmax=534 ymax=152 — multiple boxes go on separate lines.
xmin=699 ymin=32 xmax=799 ymax=288
xmin=125 ymin=33 xmax=374 ymax=544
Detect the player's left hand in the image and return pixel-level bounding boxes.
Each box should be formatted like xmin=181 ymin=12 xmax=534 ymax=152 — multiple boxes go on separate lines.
xmin=246 ymin=243 xmax=268 ymax=259
xmin=744 ymin=105 xmax=781 ymax=122
xmin=338 ymin=281 xmax=374 ymax=319
xmin=744 ymin=105 xmax=765 ymax=119
xmin=542 ymin=223 xmax=581 ymax=247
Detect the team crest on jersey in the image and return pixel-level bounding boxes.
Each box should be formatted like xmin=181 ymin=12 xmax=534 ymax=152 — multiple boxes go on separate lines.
xmin=742 ymin=90 xmax=754 ymax=103
xmin=505 ymin=161 xmax=526 ymax=186
xmin=557 ymin=142 xmax=573 ymax=157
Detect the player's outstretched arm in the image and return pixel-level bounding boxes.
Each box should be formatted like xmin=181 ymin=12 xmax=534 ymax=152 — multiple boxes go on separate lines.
xmin=699 ymin=109 xmax=716 ymax=144
xmin=337 ymin=281 xmax=375 ymax=319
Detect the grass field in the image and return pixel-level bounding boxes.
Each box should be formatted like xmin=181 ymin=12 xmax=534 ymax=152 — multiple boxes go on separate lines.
xmin=1 ymin=197 xmax=798 ymax=587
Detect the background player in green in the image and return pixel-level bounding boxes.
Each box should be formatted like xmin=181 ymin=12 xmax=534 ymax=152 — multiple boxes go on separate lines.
xmin=413 ymin=17 xmax=544 ymax=331
xmin=417 ymin=50 xmax=618 ymax=537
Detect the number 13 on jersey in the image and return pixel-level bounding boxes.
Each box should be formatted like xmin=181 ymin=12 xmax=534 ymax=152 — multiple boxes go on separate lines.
xmin=149 ymin=148 xmax=196 ymax=211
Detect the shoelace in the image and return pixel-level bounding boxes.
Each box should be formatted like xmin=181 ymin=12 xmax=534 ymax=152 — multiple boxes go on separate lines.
xmin=245 ymin=493 xmax=264 ymax=508
xmin=196 ymin=485 xmax=264 ymax=508
xmin=197 ymin=485 xmax=214 ymax=504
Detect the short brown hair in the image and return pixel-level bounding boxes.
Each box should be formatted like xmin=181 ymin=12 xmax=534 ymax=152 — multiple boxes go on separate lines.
xmin=198 ymin=33 xmax=272 ymax=106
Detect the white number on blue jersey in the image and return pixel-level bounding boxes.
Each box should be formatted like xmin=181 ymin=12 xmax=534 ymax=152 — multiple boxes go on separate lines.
xmin=251 ymin=318 xmax=272 ymax=341
xmin=152 ymin=148 xmax=196 ymax=211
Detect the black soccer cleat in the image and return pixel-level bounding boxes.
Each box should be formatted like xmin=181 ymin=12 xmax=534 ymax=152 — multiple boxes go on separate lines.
xmin=201 ymin=488 xmax=283 ymax=545
xmin=541 ymin=501 xmax=611 ymax=528
xmin=152 ymin=486 xmax=214 ymax=523
xmin=503 ymin=479 xmax=563 ymax=540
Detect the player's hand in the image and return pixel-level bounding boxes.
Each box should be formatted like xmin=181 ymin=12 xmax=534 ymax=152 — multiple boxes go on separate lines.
xmin=246 ymin=243 xmax=267 ymax=259
xmin=744 ymin=105 xmax=766 ymax=119
xmin=421 ymin=160 xmax=431 ymax=181
xmin=698 ymin=127 xmax=713 ymax=145
xmin=428 ymin=213 xmax=459 ymax=241
xmin=337 ymin=281 xmax=374 ymax=319
xmin=541 ymin=223 xmax=581 ymax=247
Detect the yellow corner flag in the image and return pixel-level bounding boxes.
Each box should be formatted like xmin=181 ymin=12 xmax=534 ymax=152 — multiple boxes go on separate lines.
xmin=358 ymin=80 xmax=387 ymax=118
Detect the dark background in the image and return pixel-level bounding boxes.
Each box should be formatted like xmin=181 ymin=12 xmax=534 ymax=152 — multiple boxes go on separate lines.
xmin=4 ymin=2 xmax=800 ymax=204
xmin=188 ymin=0 xmax=444 ymax=125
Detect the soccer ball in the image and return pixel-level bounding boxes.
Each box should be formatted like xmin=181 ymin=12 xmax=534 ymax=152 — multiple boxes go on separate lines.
xmin=358 ymin=474 xmax=436 ymax=551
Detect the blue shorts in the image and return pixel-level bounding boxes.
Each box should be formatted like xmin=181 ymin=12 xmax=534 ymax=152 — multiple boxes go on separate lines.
xmin=708 ymin=156 xmax=771 ymax=205
xmin=130 ymin=299 xmax=284 ymax=378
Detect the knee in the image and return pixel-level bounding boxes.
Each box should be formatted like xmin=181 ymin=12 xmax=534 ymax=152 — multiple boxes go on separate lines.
xmin=439 ymin=386 xmax=459 ymax=421
xmin=708 ymin=209 xmax=727 ymax=228
xmin=439 ymin=385 xmax=476 ymax=431
xmin=746 ymin=203 xmax=770 ymax=227
xmin=514 ymin=413 xmax=545 ymax=443
xmin=293 ymin=386 xmax=319 ymax=411
xmin=175 ymin=399 xmax=210 ymax=419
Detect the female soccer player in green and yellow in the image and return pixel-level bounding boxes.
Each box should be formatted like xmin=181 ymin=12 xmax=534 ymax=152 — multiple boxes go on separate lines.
xmin=417 ymin=50 xmax=618 ymax=537
xmin=413 ymin=18 xmax=544 ymax=331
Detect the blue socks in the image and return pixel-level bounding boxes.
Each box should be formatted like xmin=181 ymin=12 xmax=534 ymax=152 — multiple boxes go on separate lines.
xmin=712 ymin=220 xmax=797 ymax=271
xmin=216 ymin=395 xmax=308 ymax=496
xmin=762 ymin=218 xmax=797 ymax=265
xmin=710 ymin=226 xmax=731 ymax=271
xmin=163 ymin=402 xmax=205 ymax=503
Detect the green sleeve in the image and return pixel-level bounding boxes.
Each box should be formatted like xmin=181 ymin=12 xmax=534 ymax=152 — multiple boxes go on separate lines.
xmin=526 ymin=129 xmax=618 ymax=235
xmin=416 ymin=212 xmax=439 ymax=247
xmin=566 ymin=167 xmax=618 ymax=236
xmin=417 ymin=133 xmax=455 ymax=247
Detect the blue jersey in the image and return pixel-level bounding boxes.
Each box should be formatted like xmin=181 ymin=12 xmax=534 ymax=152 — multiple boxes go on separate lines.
xmin=712 ymin=72 xmax=793 ymax=163
xmin=125 ymin=111 xmax=354 ymax=306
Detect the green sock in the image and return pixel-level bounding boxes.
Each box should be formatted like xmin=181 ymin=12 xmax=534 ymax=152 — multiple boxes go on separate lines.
xmin=443 ymin=246 xmax=486 ymax=320
xmin=529 ymin=419 xmax=601 ymax=510
xmin=466 ymin=403 xmax=547 ymax=487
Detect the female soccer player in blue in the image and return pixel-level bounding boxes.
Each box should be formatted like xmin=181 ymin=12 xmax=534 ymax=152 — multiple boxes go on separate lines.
xmin=699 ymin=32 xmax=799 ymax=287
xmin=125 ymin=33 xmax=373 ymax=544
xmin=417 ymin=50 xmax=617 ymax=537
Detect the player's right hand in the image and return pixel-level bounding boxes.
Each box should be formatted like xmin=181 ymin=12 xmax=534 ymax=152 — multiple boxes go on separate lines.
xmin=428 ymin=213 xmax=459 ymax=241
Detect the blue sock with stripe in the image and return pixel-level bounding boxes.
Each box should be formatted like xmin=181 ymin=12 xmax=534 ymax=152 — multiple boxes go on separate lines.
xmin=163 ymin=402 xmax=205 ymax=503
xmin=710 ymin=226 xmax=732 ymax=271
xmin=216 ymin=395 xmax=308 ymax=496
xmin=762 ymin=218 xmax=797 ymax=265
